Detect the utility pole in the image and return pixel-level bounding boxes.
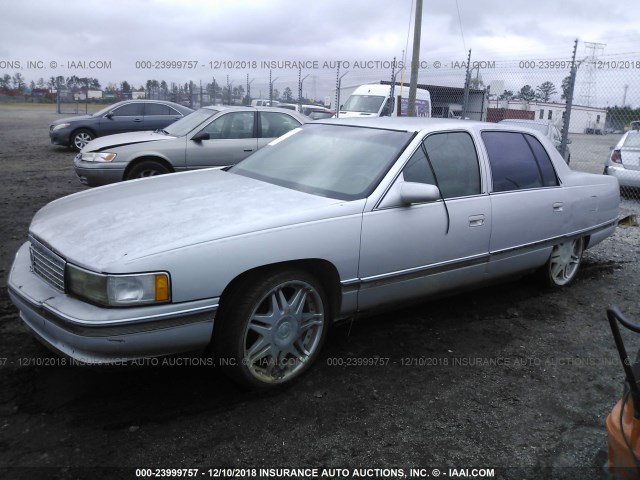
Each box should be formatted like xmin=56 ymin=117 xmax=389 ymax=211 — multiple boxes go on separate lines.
xmin=462 ymin=49 xmax=472 ymax=119
xmin=407 ymin=0 xmax=423 ymax=117
xmin=334 ymin=66 xmax=349 ymax=119
xmin=560 ymin=39 xmax=578 ymax=160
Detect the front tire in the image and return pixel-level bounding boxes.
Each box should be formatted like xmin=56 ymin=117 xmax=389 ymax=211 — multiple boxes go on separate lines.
xmin=215 ymin=269 xmax=329 ymax=389
xmin=71 ymin=129 xmax=94 ymax=151
xmin=126 ymin=161 xmax=170 ymax=180
xmin=540 ymin=237 xmax=585 ymax=287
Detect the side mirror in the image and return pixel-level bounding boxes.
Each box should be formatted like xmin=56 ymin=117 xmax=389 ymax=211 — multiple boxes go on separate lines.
xmin=566 ymin=138 xmax=572 ymax=144
xmin=105 ymin=112 xmax=114 ymax=119
xmin=399 ymin=182 xmax=441 ymax=205
xmin=191 ymin=131 xmax=210 ymax=142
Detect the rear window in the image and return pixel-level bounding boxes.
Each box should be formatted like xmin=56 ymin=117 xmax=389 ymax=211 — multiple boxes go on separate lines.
xmin=622 ymin=133 xmax=640 ymax=148
xmin=482 ymin=131 xmax=558 ymax=192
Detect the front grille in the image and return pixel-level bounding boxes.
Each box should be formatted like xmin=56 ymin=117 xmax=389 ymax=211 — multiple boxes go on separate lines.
xmin=28 ymin=235 xmax=66 ymax=291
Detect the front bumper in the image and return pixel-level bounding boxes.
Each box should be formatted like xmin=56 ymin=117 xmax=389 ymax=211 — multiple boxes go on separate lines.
xmin=605 ymin=165 xmax=640 ymax=188
xmin=74 ymin=154 xmax=127 ymax=187
xmin=8 ymin=242 xmax=217 ymax=364
xmin=49 ymin=128 xmax=71 ymax=146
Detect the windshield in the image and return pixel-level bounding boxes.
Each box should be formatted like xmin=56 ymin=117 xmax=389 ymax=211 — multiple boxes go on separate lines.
xmin=230 ymin=124 xmax=413 ymax=200
xmin=163 ymin=108 xmax=218 ymax=136
xmin=92 ymin=103 xmax=121 ymax=117
xmin=341 ymin=95 xmax=385 ymax=114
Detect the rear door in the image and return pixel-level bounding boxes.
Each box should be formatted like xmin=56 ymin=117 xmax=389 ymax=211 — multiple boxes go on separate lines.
xmin=185 ymin=111 xmax=257 ymax=169
xmin=482 ymin=130 xmax=567 ymax=275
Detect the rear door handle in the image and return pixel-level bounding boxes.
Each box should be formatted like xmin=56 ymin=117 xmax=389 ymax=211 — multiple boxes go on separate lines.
xmin=553 ymin=202 xmax=564 ymax=212
xmin=468 ymin=214 xmax=485 ymax=227
xmin=243 ymin=148 xmax=254 ymax=152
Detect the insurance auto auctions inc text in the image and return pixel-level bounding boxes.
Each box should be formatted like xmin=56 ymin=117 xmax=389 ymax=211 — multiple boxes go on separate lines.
xmin=210 ymin=467 xmax=496 ymax=478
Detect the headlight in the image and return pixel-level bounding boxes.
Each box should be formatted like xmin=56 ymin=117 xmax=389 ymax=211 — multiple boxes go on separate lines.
xmin=51 ymin=123 xmax=70 ymax=131
xmin=66 ymin=264 xmax=170 ymax=307
xmin=80 ymin=152 xmax=117 ymax=162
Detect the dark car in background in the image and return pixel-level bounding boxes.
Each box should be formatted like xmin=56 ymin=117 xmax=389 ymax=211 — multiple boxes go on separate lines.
xmin=49 ymin=100 xmax=194 ymax=150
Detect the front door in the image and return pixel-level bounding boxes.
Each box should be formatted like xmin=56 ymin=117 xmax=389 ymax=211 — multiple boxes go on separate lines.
xmin=358 ymin=131 xmax=491 ymax=310
xmin=185 ymin=111 xmax=258 ymax=169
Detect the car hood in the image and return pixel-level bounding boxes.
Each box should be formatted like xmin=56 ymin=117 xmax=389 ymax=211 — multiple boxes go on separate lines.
xmin=82 ymin=131 xmax=176 ymax=152
xmin=51 ymin=115 xmax=92 ymax=125
xmin=29 ymin=169 xmax=356 ymax=271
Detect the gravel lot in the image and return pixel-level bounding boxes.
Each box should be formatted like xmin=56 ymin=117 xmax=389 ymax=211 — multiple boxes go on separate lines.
xmin=0 ymin=105 xmax=639 ymax=480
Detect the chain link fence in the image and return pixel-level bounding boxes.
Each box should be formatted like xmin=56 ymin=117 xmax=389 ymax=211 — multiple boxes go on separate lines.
xmin=36 ymin=44 xmax=640 ymax=207
xmin=195 ymin=52 xmax=639 ymax=205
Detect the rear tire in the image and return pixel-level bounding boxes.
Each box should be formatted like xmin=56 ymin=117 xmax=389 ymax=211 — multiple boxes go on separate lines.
xmin=214 ymin=269 xmax=329 ymax=389
xmin=126 ymin=161 xmax=170 ymax=180
xmin=539 ymin=237 xmax=585 ymax=287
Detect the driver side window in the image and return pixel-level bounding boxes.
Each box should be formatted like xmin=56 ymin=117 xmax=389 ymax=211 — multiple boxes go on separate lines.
xmin=112 ymin=103 xmax=144 ymax=116
xmin=402 ymin=131 xmax=481 ymax=199
xmin=200 ymin=112 xmax=255 ymax=139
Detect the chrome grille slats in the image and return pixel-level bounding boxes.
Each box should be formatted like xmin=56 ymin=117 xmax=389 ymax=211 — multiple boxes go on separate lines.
xmin=28 ymin=235 xmax=66 ymax=291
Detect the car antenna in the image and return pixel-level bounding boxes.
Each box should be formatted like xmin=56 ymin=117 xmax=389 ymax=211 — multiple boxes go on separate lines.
xmin=421 ymin=143 xmax=450 ymax=234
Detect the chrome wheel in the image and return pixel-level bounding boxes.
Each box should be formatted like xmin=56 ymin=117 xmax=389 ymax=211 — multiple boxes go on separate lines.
xmin=243 ymin=279 xmax=325 ymax=383
xmin=215 ymin=269 xmax=329 ymax=388
xmin=546 ymin=237 xmax=584 ymax=287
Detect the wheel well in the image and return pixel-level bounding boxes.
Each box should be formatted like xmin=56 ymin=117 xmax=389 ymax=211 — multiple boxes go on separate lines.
xmin=123 ymin=156 xmax=175 ymax=178
xmin=70 ymin=127 xmax=96 ymax=142
xmin=218 ymin=259 xmax=342 ymax=320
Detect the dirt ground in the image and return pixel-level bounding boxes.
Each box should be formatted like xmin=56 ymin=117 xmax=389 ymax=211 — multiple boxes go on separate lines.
xmin=0 ymin=105 xmax=639 ymax=480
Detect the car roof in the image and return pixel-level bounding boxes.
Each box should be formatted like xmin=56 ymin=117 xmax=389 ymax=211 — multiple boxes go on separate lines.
xmin=499 ymin=119 xmax=553 ymax=125
xmin=310 ymin=117 xmax=560 ymax=138
xmin=197 ymin=105 xmax=308 ymax=122
xmin=312 ymin=117 xmax=484 ymax=132
xmin=113 ymin=99 xmax=194 ymax=113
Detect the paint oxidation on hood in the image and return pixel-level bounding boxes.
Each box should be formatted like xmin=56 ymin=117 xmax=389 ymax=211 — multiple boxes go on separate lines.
xmin=29 ymin=169 xmax=351 ymax=271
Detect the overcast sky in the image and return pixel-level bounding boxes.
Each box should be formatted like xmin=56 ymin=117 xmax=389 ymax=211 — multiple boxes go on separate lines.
xmin=1 ymin=0 xmax=638 ymax=106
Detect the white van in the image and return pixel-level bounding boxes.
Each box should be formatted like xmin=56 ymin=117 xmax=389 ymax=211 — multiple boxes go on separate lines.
xmin=339 ymin=84 xmax=431 ymax=118
xmin=251 ymin=99 xmax=280 ymax=107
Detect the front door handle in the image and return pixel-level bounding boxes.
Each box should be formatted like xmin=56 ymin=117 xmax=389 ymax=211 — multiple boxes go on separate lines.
xmin=243 ymin=148 xmax=254 ymax=152
xmin=553 ymin=202 xmax=564 ymax=212
xmin=468 ymin=214 xmax=485 ymax=227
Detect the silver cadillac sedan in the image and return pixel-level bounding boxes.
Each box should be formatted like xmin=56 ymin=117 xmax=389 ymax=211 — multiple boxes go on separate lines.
xmin=9 ymin=118 xmax=619 ymax=389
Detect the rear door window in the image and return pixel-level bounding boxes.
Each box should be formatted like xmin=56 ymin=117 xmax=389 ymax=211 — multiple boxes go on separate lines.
xmin=259 ymin=112 xmax=301 ymax=138
xmin=482 ymin=131 xmax=558 ymax=192
xmin=144 ymin=103 xmax=173 ymax=116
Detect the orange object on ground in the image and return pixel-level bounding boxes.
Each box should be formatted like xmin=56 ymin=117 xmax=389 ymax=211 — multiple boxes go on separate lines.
xmin=606 ymin=306 xmax=640 ymax=479
xmin=605 ymin=393 xmax=640 ymax=479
